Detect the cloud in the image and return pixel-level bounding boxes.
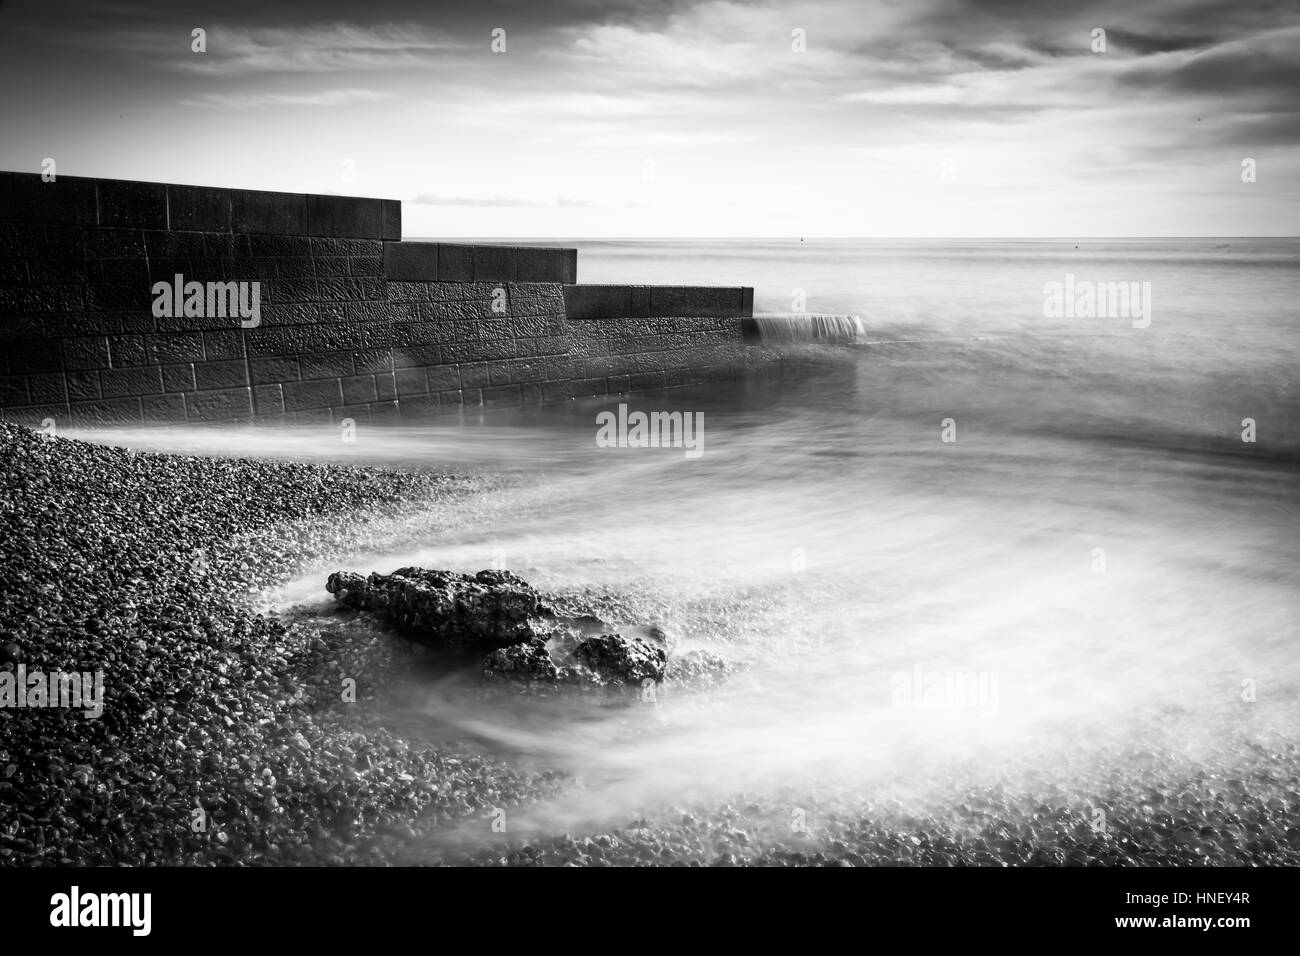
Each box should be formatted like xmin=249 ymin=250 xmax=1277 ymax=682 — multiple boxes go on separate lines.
xmin=1103 ymin=28 xmax=1217 ymax=55
xmin=1113 ymin=24 xmax=1300 ymax=99
xmin=4 ymin=0 xmax=1298 ymax=236
xmin=177 ymin=88 xmax=392 ymax=109
xmin=31 ymin=19 xmax=462 ymax=74
xmin=179 ymin=22 xmax=462 ymax=74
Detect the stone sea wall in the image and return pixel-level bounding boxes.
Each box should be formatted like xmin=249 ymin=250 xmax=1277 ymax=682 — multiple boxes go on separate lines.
xmin=0 ymin=172 xmax=753 ymax=426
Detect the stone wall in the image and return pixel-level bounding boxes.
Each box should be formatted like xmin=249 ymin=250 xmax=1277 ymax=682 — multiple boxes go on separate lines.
xmin=0 ymin=172 xmax=753 ymax=427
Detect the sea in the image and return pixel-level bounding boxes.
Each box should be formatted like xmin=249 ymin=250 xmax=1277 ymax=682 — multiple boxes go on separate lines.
xmin=73 ymin=238 xmax=1300 ymax=855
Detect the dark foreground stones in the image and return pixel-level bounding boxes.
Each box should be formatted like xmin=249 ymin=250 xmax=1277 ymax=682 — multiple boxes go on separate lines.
xmin=0 ymin=420 xmax=556 ymax=866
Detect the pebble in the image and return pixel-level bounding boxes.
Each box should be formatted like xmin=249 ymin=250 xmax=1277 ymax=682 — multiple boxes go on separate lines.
xmin=4 ymin=419 xmax=1297 ymax=869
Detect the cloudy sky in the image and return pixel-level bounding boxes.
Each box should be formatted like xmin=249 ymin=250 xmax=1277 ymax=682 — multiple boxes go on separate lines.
xmin=0 ymin=0 xmax=1295 ymax=237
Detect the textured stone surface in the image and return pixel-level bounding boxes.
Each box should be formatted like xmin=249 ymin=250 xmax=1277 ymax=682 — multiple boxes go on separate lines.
xmin=306 ymin=194 xmax=385 ymax=239
xmin=564 ymin=284 xmax=752 ymax=319
xmin=1 ymin=173 xmax=751 ymax=425
xmin=573 ymin=633 xmax=669 ymax=685
xmin=167 ymin=184 xmax=232 ymax=233
xmin=327 ymin=565 xmax=725 ymax=697
xmin=383 ymin=241 xmax=439 ymax=280
xmin=326 ymin=568 xmax=541 ymax=650
xmin=98 ymin=180 xmax=168 ymax=230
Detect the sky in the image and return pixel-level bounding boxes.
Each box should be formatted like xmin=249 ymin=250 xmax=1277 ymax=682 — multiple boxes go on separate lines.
xmin=0 ymin=0 xmax=1296 ymax=237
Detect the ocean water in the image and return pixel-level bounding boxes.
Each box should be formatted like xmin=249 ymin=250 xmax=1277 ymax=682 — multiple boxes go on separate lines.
xmin=74 ymin=239 xmax=1300 ymax=853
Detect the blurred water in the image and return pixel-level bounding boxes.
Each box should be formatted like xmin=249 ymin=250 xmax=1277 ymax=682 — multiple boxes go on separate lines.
xmin=74 ymin=238 xmax=1300 ymax=846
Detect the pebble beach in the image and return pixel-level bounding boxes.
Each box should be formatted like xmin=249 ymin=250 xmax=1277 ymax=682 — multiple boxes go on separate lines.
xmin=2 ymin=419 xmax=1298 ymax=867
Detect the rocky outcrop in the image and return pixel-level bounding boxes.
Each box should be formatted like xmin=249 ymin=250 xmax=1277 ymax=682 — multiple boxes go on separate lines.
xmin=573 ymin=634 xmax=667 ymax=685
xmin=325 ymin=567 xmax=540 ymax=650
xmin=482 ymin=639 xmax=558 ymax=683
xmin=327 ymin=566 xmax=734 ymax=696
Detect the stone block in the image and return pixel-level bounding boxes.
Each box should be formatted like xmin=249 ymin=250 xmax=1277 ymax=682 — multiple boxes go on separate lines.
xmin=514 ymin=247 xmax=575 ymax=283
xmin=394 ymin=367 xmax=428 ymax=395
xmin=8 ymin=173 xmax=98 ymax=225
xmin=312 ymin=255 xmax=349 ymax=278
xmin=167 ymin=183 xmax=232 ymax=232
xmin=649 ymin=286 xmax=744 ymax=317
xmin=306 ymin=194 xmax=384 ymax=239
xmin=231 ymin=189 xmax=309 ymax=235
xmin=349 ymin=255 xmax=382 ymax=276
xmin=202 ymin=329 xmax=245 ymax=360
xmin=8 ymin=338 xmax=63 ymax=372
xmin=349 ymin=348 xmax=390 ymax=375
xmin=99 ymin=365 xmax=163 ymax=397
xmin=380 ymin=200 xmax=401 ymax=240
xmin=0 ymin=375 xmax=28 ymax=406
xmin=26 ymin=372 xmax=66 ymax=404
xmin=193 ymin=359 xmax=249 ymax=390
xmin=148 ymin=332 xmax=204 ymax=364
xmin=293 ymin=407 xmax=334 ymax=425
xmin=341 ymin=374 xmax=377 ymax=404
xmin=426 ymin=364 xmax=459 ymax=391
xmin=472 ymin=245 xmax=516 ymax=283
xmin=399 ymin=394 xmax=440 ymax=417
xmin=383 ymin=241 xmax=439 ymax=281
xmin=97 ymin=179 xmax=167 ymax=229
xmin=437 ymin=243 xmax=474 ymax=282
xmin=541 ymin=379 xmax=575 ymax=403
xmin=67 ymin=395 xmax=142 ymax=426
xmin=563 ymin=284 xmax=631 ymax=319
xmin=63 ymin=336 xmax=110 ymax=370
xmin=299 ymin=351 xmax=355 ymax=380
xmin=186 ymin=386 xmax=252 ymax=422
xmin=253 ymin=383 xmax=285 ymax=415
xmin=459 ymin=362 xmax=489 ymax=388
xmin=250 ymin=355 xmax=300 ymax=384
xmin=481 ymin=384 xmax=522 ymax=405
xmin=247 ymin=234 xmax=312 ymax=257
xmin=282 ymin=378 xmax=342 ymax=412
xmin=161 ymin=363 xmax=196 ymax=392
xmin=141 ymin=393 xmax=187 ymax=422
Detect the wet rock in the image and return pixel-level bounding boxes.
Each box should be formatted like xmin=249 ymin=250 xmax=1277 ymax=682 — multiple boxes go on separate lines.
xmin=326 ymin=567 xmax=540 ymax=650
xmin=574 ymin=633 xmax=668 ymax=686
xmin=483 ymin=640 xmax=559 ymax=683
xmin=328 ymin=566 xmax=721 ymax=697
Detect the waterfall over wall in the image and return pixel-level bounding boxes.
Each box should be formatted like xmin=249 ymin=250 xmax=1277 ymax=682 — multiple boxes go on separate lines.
xmin=748 ymin=313 xmax=865 ymax=344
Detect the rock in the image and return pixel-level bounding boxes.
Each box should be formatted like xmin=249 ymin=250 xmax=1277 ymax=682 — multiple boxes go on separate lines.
xmin=0 ymin=642 xmax=21 ymax=665
xmin=326 ymin=567 xmax=540 ymax=650
xmin=483 ymin=640 xmax=559 ymax=683
xmin=573 ymin=633 xmax=667 ymax=686
xmin=625 ymin=623 xmax=677 ymax=652
xmin=328 ymin=565 xmax=737 ymax=697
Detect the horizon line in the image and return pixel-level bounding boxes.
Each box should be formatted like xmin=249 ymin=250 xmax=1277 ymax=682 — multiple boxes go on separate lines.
xmin=413 ymin=235 xmax=1300 ymax=242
